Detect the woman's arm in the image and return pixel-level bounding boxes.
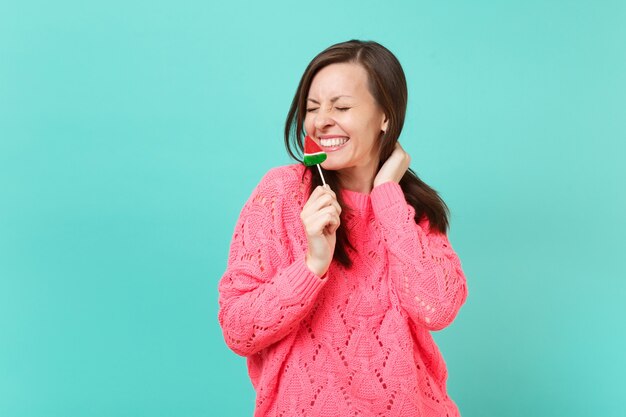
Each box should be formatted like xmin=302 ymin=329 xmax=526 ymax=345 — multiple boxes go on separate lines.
xmin=218 ymin=168 xmax=328 ymax=356
xmin=371 ymin=181 xmax=468 ymax=331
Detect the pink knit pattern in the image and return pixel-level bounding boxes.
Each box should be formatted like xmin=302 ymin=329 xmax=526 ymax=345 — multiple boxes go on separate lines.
xmin=218 ymin=164 xmax=468 ymax=417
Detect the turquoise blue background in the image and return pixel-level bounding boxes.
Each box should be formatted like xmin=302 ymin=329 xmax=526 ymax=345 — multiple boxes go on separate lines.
xmin=1 ymin=1 xmax=625 ymax=416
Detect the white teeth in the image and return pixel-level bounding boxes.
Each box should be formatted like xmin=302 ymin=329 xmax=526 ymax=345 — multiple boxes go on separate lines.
xmin=320 ymin=137 xmax=348 ymax=147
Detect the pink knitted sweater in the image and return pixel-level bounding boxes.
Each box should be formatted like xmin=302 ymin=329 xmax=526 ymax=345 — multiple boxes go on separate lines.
xmin=218 ymin=164 xmax=468 ymax=417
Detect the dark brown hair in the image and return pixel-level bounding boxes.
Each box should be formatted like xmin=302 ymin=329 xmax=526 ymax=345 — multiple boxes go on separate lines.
xmin=284 ymin=39 xmax=450 ymax=268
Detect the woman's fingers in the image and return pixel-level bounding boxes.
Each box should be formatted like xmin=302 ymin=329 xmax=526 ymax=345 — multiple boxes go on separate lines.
xmin=373 ymin=142 xmax=411 ymax=188
xmin=301 ymin=186 xmax=342 ymax=221
xmin=303 ymin=185 xmax=331 ymax=206
xmin=303 ymin=186 xmax=335 ymax=210
xmin=300 ymin=186 xmax=341 ymax=277
xmin=304 ymin=206 xmax=341 ymax=236
xmin=326 ymin=215 xmax=340 ymax=234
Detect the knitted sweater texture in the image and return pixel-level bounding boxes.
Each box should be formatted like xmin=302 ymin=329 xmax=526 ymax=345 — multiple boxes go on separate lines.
xmin=218 ymin=164 xmax=468 ymax=417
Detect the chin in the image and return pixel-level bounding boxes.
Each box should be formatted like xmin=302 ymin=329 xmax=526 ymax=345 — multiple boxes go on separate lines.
xmin=320 ymin=159 xmax=346 ymax=171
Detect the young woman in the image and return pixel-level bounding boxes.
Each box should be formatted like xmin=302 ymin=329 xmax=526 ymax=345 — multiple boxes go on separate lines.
xmin=218 ymin=39 xmax=468 ymax=417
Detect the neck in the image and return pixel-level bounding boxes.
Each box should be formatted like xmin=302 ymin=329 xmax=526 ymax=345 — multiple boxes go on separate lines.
xmin=337 ymin=162 xmax=379 ymax=194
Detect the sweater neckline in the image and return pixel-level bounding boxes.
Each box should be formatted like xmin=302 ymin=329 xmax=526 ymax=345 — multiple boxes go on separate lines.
xmin=340 ymin=188 xmax=371 ymax=212
xmin=299 ymin=163 xmax=371 ymax=211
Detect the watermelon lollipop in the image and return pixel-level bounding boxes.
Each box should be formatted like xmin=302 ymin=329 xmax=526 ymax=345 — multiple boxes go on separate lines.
xmin=304 ymin=135 xmax=327 ymax=166
xmin=303 ymin=135 xmax=327 ymax=186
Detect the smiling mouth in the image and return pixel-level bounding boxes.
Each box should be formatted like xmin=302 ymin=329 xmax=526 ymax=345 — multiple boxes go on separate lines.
xmin=319 ymin=137 xmax=349 ymax=151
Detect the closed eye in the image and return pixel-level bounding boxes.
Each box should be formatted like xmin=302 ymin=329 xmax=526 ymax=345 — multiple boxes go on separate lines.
xmin=306 ymin=107 xmax=350 ymax=113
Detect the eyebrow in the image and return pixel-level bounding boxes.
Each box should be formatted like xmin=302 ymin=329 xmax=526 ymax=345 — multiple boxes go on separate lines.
xmin=307 ymin=95 xmax=353 ymax=104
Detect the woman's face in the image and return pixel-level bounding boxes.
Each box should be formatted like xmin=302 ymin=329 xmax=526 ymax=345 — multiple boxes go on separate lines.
xmin=304 ymin=63 xmax=388 ymax=176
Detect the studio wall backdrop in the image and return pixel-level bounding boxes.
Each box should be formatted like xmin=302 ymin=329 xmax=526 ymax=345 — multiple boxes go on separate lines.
xmin=1 ymin=1 xmax=625 ymax=416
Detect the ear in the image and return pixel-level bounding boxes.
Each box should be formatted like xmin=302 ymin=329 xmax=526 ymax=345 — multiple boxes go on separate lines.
xmin=380 ymin=114 xmax=389 ymax=133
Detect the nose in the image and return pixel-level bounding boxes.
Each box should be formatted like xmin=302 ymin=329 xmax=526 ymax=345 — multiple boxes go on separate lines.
xmin=313 ymin=111 xmax=335 ymax=131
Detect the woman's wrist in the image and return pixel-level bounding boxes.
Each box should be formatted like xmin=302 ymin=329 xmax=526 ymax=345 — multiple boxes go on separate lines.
xmin=305 ymin=253 xmax=329 ymax=277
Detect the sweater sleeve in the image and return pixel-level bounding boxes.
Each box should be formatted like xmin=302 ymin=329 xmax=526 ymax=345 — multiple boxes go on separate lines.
xmin=370 ymin=181 xmax=468 ymax=331
xmin=218 ymin=168 xmax=328 ymax=356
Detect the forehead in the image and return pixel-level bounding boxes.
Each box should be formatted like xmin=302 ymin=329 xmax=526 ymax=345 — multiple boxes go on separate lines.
xmin=308 ymin=63 xmax=369 ymax=98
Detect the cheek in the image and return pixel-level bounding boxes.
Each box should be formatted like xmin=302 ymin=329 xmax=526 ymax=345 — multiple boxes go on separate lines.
xmin=304 ymin=116 xmax=314 ymax=133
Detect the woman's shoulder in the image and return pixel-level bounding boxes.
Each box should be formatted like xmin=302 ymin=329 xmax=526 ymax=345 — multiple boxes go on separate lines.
xmin=252 ymin=163 xmax=311 ymax=203
xmin=261 ymin=163 xmax=308 ymax=184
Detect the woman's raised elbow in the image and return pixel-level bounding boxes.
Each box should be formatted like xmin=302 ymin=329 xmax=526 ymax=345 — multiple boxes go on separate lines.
xmin=223 ymin=336 xmax=259 ymax=357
